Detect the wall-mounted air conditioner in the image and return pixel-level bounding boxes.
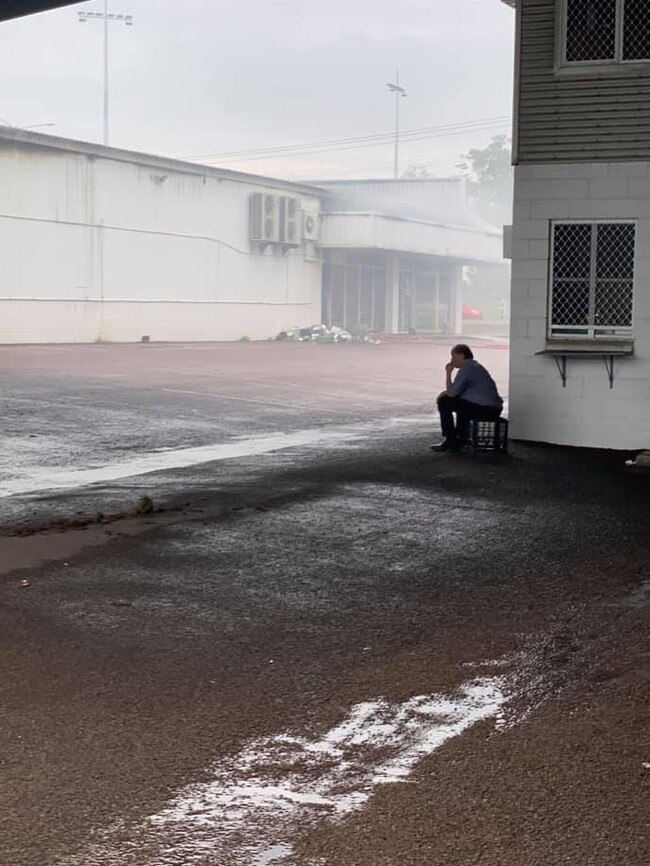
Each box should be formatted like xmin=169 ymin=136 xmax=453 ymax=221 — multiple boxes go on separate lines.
xmin=250 ymin=192 xmax=280 ymax=243
xmin=302 ymin=210 xmax=319 ymax=242
xmin=279 ymin=196 xmax=301 ymax=246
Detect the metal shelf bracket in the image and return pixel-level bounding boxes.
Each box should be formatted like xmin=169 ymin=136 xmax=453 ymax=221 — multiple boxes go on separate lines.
xmin=554 ymin=355 xmax=567 ymax=387
xmin=535 ymin=346 xmax=633 ymax=390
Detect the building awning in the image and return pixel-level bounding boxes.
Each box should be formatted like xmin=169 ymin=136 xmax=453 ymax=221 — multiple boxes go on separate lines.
xmin=320 ymin=213 xmax=505 ymax=265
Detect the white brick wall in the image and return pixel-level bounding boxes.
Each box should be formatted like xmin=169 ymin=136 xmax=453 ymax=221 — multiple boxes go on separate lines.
xmin=510 ymin=160 xmax=650 ymax=450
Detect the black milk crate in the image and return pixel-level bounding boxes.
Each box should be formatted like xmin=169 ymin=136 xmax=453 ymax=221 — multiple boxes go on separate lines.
xmin=469 ymin=417 xmax=509 ymax=453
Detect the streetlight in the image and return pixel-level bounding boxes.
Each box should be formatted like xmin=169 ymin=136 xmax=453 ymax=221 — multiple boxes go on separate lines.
xmin=78 ymin=0 xmax=133 ymax=146
xmin=386 ymin=70 xmax=407 ymax=180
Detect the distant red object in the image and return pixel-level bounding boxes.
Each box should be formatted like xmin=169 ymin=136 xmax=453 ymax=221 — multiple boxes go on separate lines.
xmin=462 ymin=305 xmax=484 ymax=320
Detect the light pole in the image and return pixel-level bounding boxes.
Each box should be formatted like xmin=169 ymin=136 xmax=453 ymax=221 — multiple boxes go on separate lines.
xmin=78 ymin=1 xmax=133 ymax=146
xmin=386 ymin=70 xmax=407 ymax=179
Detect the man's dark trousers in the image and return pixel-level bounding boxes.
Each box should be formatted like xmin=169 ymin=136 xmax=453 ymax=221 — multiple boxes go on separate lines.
xmin=437 ymin=395 xmax=502 ymax=445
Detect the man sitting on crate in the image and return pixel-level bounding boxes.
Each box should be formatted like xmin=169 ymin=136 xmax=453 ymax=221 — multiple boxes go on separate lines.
xmin=432 ymin=344 xmax=503 ymax=452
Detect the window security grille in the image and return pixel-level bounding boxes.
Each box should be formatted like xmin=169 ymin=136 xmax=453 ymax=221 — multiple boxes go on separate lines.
xmin=565 ymin=0 xmax=650 ymax=63
xmin=566 ymin=0 xmax=616 ymax=62
xmin=622 ymin=0 xmax=650 ymax=60
xmin=550 ymin=222 xmax=635 ymax=338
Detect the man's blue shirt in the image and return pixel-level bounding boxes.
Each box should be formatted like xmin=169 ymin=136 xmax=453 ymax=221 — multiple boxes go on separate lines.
xmin=452 ymin=360 xmax=503 ymax=407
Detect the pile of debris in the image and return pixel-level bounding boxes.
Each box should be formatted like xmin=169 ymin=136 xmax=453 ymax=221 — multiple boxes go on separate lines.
xmin=275 ymin=324 xmax=379 ymax=344
xmin=625 ymin=451 xmax=650 ymax=468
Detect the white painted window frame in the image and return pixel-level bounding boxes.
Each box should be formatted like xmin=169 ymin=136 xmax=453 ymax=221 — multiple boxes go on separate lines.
xmin=558 ymin=0 xmax=650 ymax=70
xmin=548 ymin=219 xmax=636 ymax=341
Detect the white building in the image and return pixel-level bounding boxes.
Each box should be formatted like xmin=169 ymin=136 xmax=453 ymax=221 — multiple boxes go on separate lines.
xmin=0 ymin=127 xmax=504 ymax=345
xmin=504 ymin=0 xmax=650 ymax=450
xmin=317 ymin=179 xmax=504 ymax=335
xmin=0 ymin=126 xmax=323 ymax=343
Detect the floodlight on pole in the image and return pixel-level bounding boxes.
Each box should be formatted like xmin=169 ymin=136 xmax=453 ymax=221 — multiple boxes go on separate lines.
xmin=386 ymin=70 xmax=407 ymax=179
xmin=78 ymin=1 xmax=133 ymax=146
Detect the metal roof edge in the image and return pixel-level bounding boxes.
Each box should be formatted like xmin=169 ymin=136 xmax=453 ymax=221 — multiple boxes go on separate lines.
xmin=323 ymin=211 xmax=502 ymax=238
xmin=0 ymin=126 xmax=324 ymax=196
xmin=308 ymin=177 xmax=464 ymax=186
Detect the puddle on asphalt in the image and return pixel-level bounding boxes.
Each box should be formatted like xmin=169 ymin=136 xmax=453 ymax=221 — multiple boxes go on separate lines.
xmin=58 ymin=675 xmax=506 ymax=866
xmin=1 ymin=417 xmax=431 ymax=499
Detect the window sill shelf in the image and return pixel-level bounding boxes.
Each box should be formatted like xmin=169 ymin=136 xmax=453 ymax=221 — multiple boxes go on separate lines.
xmin=535 ymin=343 xmax=633 ymax=388
xmin=541 ymin=339 xmax=634 ymax=354
xmin=554 ymin=63 xmax=650 ymax=80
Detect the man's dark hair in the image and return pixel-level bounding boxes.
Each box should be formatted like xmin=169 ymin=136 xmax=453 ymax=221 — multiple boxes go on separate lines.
xmin=452 ymin=343 xmax=474 ymax=360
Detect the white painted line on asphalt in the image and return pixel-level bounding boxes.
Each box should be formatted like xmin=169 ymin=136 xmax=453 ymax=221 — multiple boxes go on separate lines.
xmin=59 ymin=676 xmax=506 ymax=866
xmin=0 ymin=431 xmax=350 ymax=498
xmin=0 ymin=417 xmax=432 ymax=499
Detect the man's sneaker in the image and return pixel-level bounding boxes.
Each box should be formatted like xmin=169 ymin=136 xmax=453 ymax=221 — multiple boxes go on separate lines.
xmin=430 ymin=439 xmax=459 ymax=452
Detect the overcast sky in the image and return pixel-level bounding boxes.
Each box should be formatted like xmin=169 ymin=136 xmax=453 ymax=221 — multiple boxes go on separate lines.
xmin=0 ymin=0 xmax=514 ymax=180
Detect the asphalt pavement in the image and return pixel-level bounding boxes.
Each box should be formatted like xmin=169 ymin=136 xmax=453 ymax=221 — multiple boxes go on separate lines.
xmin=0 ymin=341 xmax=647 ymax=866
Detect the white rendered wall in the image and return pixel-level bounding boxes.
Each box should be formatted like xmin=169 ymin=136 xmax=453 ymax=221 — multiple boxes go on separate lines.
xmin=510 ymin=160 xmax=650 ymax=450
xmin=0 ymin=146 xmax=322 ymax=343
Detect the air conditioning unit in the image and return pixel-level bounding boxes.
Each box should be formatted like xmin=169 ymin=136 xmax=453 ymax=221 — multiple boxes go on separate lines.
xmin=302 ymin=211 xmax=319 ymax=242
xmin=279 ymin=196 xmax=301 ymax=246
xmin=250 ymin=192 xmax=280 ymax=243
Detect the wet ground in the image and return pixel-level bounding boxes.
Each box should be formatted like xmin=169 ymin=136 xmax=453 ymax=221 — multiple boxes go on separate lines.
xmin=0 ymin=342 xmax=647 ymax=866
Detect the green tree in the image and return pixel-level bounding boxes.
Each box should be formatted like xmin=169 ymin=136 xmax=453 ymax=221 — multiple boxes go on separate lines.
xmin=458 ymin=135 xmax=513 ymax=225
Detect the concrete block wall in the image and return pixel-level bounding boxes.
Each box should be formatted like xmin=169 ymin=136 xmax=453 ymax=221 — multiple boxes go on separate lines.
xmin=510 ymin=161 xmax=650 ymax=450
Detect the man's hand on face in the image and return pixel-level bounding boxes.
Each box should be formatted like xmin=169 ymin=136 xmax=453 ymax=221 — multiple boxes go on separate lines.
xmin=445 ymin=361 xmax=455 ymax=374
